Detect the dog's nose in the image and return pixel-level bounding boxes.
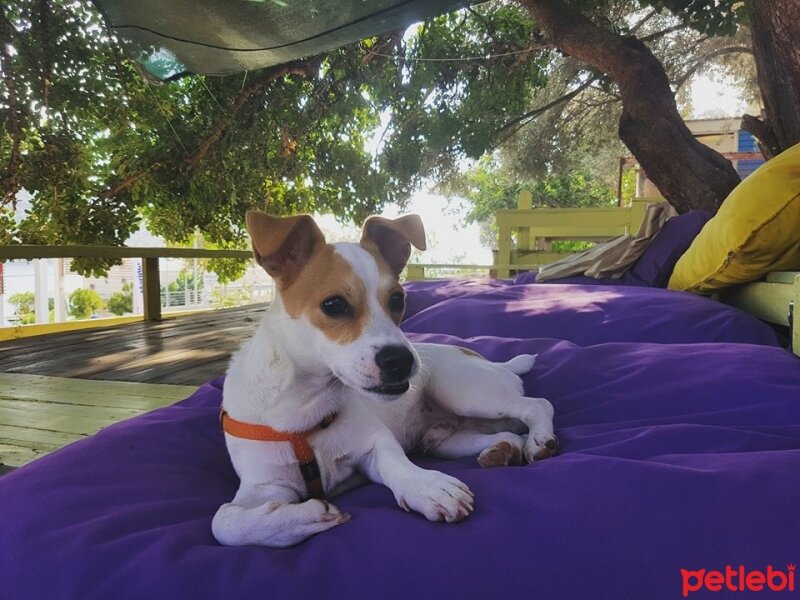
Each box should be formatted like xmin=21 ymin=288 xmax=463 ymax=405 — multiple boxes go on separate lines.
xmin=375 ymin=345 xmax=414 ymax=383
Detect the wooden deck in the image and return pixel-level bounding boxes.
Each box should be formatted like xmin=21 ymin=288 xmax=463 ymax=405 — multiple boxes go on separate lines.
xmin=0 ymin=305 xmax=263 ymax=471
xmin=0 ymin=373 xmax=197 ymax=468
xmin=0 ymin=304 xmax=264 ymax=385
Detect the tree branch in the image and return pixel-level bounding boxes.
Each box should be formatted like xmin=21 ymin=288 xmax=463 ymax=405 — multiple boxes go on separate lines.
xmin=673 ymin=45 xmax=754 ymax=91
xmin=184 ymin=57 xmax=322 ymax=169
xmin=637 ymin=23 xmax=686 ymax=43
xmin=94 ymin=171 xmax=151 ymax=202
xmin=741 ymin=113 xmax=779 ymax=159
xmin=514 ymin=0 xmax=741 ymax=212
xmin=629 ymin=9 xmax=658 ymax=35
xmin=495 ymin=76 xmax=596 ymax=135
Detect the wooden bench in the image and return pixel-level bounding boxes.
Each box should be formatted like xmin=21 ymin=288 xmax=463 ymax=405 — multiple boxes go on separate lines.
xmin=494 ymin=193 xmax=665 ymax=278
xmin=718 ymin=271 xmax=800 ymax=357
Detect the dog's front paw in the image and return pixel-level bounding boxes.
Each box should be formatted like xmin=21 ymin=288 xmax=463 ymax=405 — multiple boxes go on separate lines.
xmin=394 ymin=470 xmax=474 ymax=523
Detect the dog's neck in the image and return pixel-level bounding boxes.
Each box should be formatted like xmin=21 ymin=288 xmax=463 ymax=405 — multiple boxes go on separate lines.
xmin=225 ymin=295 xmax=345 ymax=432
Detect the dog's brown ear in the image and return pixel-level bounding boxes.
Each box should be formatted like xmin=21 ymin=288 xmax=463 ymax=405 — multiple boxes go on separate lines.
xmin=361 ymin=214 xmax=426 ymax=276
xmin=245 ymin=211 xmax=325 ymax=284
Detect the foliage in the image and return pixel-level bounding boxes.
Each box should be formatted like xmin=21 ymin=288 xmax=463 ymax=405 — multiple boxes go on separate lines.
xmin=107 ymin=282 xmax=133 ymax=315
xmin=444 ymin=156 xmax=616 ymax=222
xmin=8 ymin=291 xmax=35 ymax=315
xmin=0 ymin=0 xmax=761 ymax=263
xmin=494 ymin=2 xmax=755 ymax=189
xmin=371 ymin=3 xmax=550 ymax=187
xmin=640 ymin=0 xmax=752 ymax=35
xmin=0 ymin=207 xmax=18 ymax=244
xmin=160 ymin=272 xmax=204 ymax=307
xmin=165 ymin=271 xmax=202 ymax=293
xmin=211 ymin=286 xmax=252 ymax=309
xmin=441 ymin=156 xmax=616 ymax=248
xmin=1 ymin=0 xmax=409 ymax=277
xmin=68 ymin=288 xmax=103 ymax=319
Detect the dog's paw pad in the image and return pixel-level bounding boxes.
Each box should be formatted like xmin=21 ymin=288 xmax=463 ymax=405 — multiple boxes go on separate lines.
xmin=478 ymin=441 xmax=523 ymax=468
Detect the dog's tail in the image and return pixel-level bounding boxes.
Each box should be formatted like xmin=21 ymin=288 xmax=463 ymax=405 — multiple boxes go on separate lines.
xmin=499 ymin=353 xmax=537 ymax=375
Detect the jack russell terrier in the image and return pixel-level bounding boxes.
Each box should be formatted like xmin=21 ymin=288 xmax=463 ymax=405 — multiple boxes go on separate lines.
xmin=212 ymin=211 xmax=557 ymax=547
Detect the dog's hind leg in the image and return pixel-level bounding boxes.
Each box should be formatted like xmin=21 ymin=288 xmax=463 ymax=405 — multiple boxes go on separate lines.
xmin=425 ymin=429 xmax=526 ymax=468
xmin=419 ymin=345 xmax=557 ymax=463
xmin=212 ymin=483 xmax=350 ymax=548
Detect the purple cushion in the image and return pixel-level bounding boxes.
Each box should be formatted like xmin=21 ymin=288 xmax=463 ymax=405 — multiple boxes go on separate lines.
xmin=402 ymin=283 xmax=780 ymax=347
xmin=513 ymin=272 xmax=643 ymax=286
xmin=2 ymin=335 xmax=800 ymax=600
xmin=626 ymin=211 xmax=713 ymax=287
xmin=403 ymin=278 xmax=511 ymax=319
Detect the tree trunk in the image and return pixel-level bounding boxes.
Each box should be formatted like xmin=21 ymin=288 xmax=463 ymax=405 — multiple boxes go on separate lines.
xmin=746 ymin=0 xmax=800 ymax=158
xmin=515 ymin=0 xmax=741 ymax=213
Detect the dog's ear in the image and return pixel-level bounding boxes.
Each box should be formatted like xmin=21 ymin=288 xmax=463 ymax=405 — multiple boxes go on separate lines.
xmin=245 ymin=211 xmax=326 ymax=284
xmin=361 ymin=214 xmax=426 ymax=276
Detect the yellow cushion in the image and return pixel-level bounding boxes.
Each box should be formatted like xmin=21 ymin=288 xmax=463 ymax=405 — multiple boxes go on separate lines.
xmin=668 ymin=142 xmax=800 ymax=294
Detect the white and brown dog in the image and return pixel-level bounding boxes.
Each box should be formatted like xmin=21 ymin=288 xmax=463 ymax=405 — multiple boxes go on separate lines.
xmin=212 ymin=212 xmax=556 ymax=547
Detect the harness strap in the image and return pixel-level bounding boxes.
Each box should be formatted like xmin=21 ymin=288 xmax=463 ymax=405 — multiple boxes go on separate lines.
xmin=220 ymin=409 xmax=335 ymax=500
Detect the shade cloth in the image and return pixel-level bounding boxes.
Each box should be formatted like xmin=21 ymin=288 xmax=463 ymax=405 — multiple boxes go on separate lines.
xmin=91 ymin=0 xmax=469 ymax=79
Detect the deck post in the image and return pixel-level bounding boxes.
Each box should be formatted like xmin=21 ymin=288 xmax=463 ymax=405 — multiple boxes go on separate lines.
xmin=34 ymin=259 xmax=49 ymax=324
xmin=142 ymin=257 xmax=162 ymax=321
xmin=406 ymin=264 xmax=425 ymax=281
xmin=0 ymin=262 xmax=4 ymax=327
xmin=496 ymin=217 xmax=513 ymax=280
xmin=54 ymin=258 xmax=67 ymax=322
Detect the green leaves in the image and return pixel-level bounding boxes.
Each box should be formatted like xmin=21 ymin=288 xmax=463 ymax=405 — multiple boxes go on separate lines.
xmin=1 ymin=0 xmax=753 ymax=277
xmin=68 ymin=288 xmax=103 ymax=319
xmin=1 ymin=0 xmax=403 ymax=277
xmin=643 ymin=0 xmax=751 ymax=35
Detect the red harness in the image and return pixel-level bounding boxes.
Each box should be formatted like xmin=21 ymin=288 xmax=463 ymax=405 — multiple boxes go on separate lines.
xmin=220 ymin=409 xmax=336 ymax=500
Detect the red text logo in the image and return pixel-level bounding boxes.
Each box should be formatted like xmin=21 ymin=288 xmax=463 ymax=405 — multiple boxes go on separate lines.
xmin=681 ymin=565 xmax=796 ymax=597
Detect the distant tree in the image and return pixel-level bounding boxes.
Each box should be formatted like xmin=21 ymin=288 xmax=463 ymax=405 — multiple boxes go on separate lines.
xmin=8 ymin=291 xmax=35 ymax=316
xmin=107 ymin=283 xmax=133 ymax=315
xmin=441 ymin=157 xmax=616 ymax=248
xmin=211 ymin=287 xmax=252 ymax=309
xmin=68 ymin=288 xmax=103 ymax=319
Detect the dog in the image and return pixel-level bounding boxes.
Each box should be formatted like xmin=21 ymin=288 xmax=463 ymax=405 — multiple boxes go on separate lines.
xmin=212 ymin=211 xmax=557 ymax=547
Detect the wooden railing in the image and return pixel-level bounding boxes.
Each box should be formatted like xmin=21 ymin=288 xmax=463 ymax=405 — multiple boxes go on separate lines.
xmin=0 ymin=245 xmax=251 ymax=323
xmin=406 ymin=264 xmax=503 ymax=281
xmin=494 ymin=193 xmax=665 ymax=278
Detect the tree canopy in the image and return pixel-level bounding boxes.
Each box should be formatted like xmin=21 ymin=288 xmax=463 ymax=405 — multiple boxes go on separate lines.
xmin=1 ymin=0 xmax=794 ymax=275
xmin=1 ymin=0 xmax=412 ymax=273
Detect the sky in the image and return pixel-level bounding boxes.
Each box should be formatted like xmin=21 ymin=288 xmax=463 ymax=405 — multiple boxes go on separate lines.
xmin=690 ymin=75 xmax=749 ymax=118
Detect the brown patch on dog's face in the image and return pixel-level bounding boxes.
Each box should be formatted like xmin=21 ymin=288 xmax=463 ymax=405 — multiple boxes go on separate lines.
xmin=280 ymin=243 xmax=369 ymax=345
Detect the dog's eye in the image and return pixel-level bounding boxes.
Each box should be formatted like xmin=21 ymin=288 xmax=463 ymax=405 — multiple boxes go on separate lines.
xmin=388 ymin=292 xmax=405 ymax=313
xmin=321 ymin=296 xmax=351 ymax=318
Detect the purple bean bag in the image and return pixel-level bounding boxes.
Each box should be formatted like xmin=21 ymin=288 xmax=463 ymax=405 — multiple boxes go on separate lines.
xmin=1 ymin=285 xmax=798 ymax=600
xmin=403 ymin=283 xmax=780 ymax=347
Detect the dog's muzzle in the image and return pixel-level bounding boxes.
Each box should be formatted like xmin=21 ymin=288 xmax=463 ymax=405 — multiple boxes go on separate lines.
xmin=367 ymin=345 xmax=414 ymax=396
